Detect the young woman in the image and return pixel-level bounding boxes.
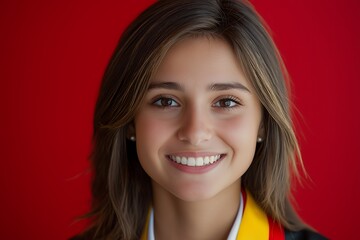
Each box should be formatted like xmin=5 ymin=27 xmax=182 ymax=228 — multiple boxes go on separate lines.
xmin=73 ymin=0 xmax=327 ymax=239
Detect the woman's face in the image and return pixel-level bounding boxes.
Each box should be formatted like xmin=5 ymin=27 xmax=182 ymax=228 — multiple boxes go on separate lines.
xmin=134 ymin=37 xmax=262 ymax=202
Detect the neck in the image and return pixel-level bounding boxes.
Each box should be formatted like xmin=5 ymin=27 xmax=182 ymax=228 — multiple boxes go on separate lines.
xmin=151 ymin=180 xmax=241 ymax=240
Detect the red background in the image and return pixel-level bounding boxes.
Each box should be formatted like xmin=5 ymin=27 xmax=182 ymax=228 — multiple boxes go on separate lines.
xmin=1 ymin=0 xmax=359 ymax=239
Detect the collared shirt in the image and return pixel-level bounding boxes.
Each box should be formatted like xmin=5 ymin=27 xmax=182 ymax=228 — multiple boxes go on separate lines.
xmin=148 ymin=193 xmax=244 ymax=240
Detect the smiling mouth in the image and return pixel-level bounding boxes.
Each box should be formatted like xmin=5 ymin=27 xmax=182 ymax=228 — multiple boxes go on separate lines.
xmin=167 ymin=154 xmax=225 ymax=167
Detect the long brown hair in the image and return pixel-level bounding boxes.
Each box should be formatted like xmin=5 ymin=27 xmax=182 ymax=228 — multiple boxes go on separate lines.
xmin=75 ymin=0 xmax=306 ymax=239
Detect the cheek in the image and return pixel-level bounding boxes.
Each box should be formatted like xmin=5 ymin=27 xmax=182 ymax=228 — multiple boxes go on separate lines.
xmin=218 ymin=111 xmax=261 ymax=164
xmin=134 ymin=111 xmax=175 ymax=155
xmin=219 ymin=114 xmax=259 ymax=143
xmin=219 ymin=115 xmax=259 ymax=176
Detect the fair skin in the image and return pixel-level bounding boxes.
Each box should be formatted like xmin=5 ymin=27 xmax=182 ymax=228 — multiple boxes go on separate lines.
xmin=134 ymin=37 xmax=263 ymax=240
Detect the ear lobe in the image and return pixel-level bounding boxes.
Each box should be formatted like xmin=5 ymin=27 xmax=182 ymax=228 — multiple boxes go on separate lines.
xmin=126 ymin=122 xmax=136 ymax=140
xmin=257 ymin=120 xmax=265 ymax=140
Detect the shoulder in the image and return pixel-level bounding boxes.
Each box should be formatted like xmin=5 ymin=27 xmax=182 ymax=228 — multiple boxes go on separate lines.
xmin=284 ymin=229 xmax=328 ymax=240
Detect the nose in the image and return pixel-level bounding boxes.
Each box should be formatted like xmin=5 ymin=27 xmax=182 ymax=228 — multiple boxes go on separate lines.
xmin=177 ymin=105 xmax=212 ymax=145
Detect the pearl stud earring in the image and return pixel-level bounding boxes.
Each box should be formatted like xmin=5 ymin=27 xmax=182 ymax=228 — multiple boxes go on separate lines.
xmin=130 ymin=136 xmax=136 ymax=142
xmin=257 ymin=137 xmax=263 ymax=143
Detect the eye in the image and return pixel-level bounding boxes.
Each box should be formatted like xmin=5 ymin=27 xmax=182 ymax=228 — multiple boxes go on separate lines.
xmin=152 ymin=96 xmax=180 ymax=108
xmin=213 ymin=97 xmax=241 ymax=108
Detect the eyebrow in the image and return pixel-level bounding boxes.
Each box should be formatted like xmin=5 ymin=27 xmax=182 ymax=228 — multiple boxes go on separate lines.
xmin=148 ymin=81 xmax=250 ymax=93
xmin=148 ymin=82 xmax=184 ymax=91
xmin=209 ymin=82 xmax=250 ymax=93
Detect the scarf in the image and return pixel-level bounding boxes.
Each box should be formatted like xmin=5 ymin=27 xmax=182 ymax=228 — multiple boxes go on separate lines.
xmin=141 ymin=190 xmax=284 ymax=240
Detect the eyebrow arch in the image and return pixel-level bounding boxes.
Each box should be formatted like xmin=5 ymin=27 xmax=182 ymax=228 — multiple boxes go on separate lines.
xmin=209 ymin=82 xmax=250 ymax=93
xmin=148 ymin=81 xmax=250 ymax=93
xmin=148 ymin=82 xmax=184 ymax=91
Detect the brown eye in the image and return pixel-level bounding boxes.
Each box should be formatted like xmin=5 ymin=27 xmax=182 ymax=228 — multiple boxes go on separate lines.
xmin=153 ymin=97 xmax=180 ymax=107
xmin=213 ymin=98 xmax=240 ymax=108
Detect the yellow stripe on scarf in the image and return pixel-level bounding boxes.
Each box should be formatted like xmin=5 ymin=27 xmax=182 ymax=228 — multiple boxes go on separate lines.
xmin=236 ymin=190 xmax=269 ymax=239
xmin=141 ymin=190 xmax=270 ymax=240
xmin=140 ymin=210 xmax=150 ymax=240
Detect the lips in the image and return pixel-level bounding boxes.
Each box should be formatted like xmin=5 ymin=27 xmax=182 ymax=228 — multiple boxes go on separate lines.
xmin=168 ymin=154 xmax=223 ymax=167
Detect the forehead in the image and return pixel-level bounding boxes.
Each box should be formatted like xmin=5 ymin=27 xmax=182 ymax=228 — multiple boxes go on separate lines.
xmin=153 ymin=36 xmax=250 ymax=88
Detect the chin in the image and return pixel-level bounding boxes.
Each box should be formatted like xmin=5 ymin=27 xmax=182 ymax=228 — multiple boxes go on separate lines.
xmin=170 ymin=185 xmax=221 ymax=203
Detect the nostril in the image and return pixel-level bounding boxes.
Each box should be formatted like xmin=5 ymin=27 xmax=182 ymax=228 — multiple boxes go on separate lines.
xmin=176 ymin=109 xmax=212 ymax=145
xmin=177 ymin=130 xmax=212 ymax=145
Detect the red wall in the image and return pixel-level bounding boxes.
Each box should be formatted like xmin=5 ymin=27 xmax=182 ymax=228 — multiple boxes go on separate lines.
xmin=1 ymin=1 xmax=358 ymax=239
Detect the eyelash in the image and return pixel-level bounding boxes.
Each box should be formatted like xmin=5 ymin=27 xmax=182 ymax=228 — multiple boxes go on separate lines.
xmin=152 ymin=96 xmax=180 ymax=108
xmin=212 ymin=96 xmax=242 ymax=109
xmin=151 ymin=95 xmax=242 ymax=109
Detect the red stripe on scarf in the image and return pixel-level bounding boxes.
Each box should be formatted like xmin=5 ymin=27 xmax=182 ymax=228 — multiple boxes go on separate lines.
xmin=268 ymin=217 xmax=284 ymax=240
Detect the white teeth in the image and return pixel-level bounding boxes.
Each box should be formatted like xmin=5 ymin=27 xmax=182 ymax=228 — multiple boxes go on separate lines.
xmin=196 ymin=157 xmax=203 ymax=166
xmin=187 ymin=157 xmax=195 ymax=166
xmin=181 ymin=157 xmax=187 ymax=165
xmin=169 ymin=155 xmax=222 ymax=167
xmin=204 ymin=156 xmax=209 ymax=165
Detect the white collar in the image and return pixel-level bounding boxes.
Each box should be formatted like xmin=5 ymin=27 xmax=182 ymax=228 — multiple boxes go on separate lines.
xmin=148 ymin=192 xmax=244 ymax=240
